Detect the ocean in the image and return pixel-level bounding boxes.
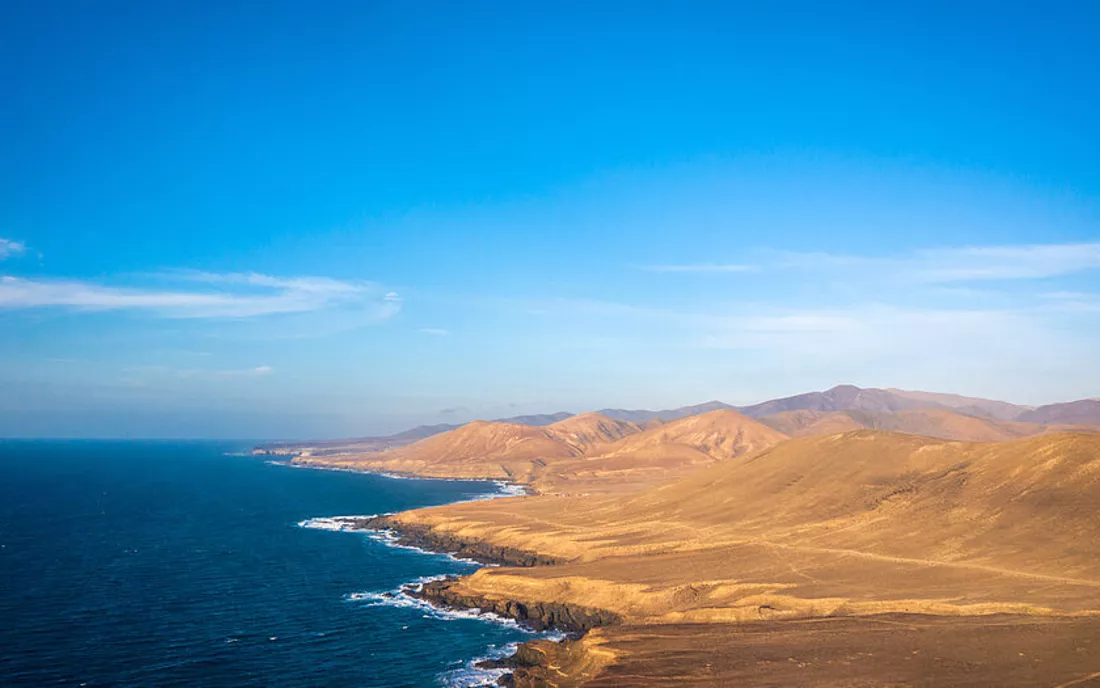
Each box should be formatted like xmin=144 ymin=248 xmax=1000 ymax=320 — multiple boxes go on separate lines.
xmin=0 ymin=440 xmax=544 ymax=687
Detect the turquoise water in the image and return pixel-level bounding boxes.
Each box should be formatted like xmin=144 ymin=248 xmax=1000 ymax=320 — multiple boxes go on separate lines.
xmin=0 ymin=440 xmax=540 ymax=687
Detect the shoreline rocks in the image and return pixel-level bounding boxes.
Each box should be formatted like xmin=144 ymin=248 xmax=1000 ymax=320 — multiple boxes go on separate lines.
xmin=357 ymin=516 xmax=563 ymax=567
xmin=334 ymin=513 xmax=615 ymax=684
xmin=409 ymin=578 xmax=622 ymax=635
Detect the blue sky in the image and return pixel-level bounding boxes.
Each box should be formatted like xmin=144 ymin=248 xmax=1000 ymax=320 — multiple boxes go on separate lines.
xmin=2 ymin=1 xmax=1099 ymax=438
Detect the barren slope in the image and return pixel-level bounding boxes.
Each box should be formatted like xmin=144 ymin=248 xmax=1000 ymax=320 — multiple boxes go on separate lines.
xmin=759 ymin=407 xmax=1045 ymax=441
xmin=531 ymin=409 xmax=789 ymax=493
xmin=885 ymin=387 xmax=1031 ymax=420
xmin=543 ymin=413 xmax=642 ymax=454
xmin=756 ymin=409 xmax=868 ymax=437
xmin=510 ymin=615 xmax=1100 ymax=687
xmin=294 ymin=420 xmax=580 ymax=480
xmin=292 ymin=413 xmax=643 ymax=482
xmin=390 ymin=432 xmax=1100 ymax=629
xmin=1019 ymin=398 xmax=1100 ymax=425
xmin=738 ymin=384 xmax=1031 ymax=421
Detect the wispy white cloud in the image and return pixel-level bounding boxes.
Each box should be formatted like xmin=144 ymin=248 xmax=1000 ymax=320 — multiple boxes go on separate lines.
xmin=697 ymin=306 xmax=1023 ymax=352
xmin=687 ymin=303 xmax=1100 ymax=402
xmin=520 ymin=297 xmax=671 ymax=319
xmin=171 ymin=270 xmax=366 ymax=295
xmin=122 ymin=365 xmax=275 ymax=383
xmin=0 ymin=272 xmax=401 ymax=321
xmin=0 ymin=238 xmax=26 ymax=260
xmin=230 ymin=365 xmax=273 ymax=377
xmin=509 ymin=290 xmax=1096 ymax=378
xmin=1042 ymin=291 xmax=1092 ymax=300
xmin=776 ymin=241 xmax=1100 ymax=283
xmin=418 ymin=328 xmax=450 ymax=336
xmin=1039 ymin=291 xmax=1100 ymax=312
xmin=911 ymin=242 xmax=1100 ymax=282
xmin=640 ymin=263 xmax=756 ymax=273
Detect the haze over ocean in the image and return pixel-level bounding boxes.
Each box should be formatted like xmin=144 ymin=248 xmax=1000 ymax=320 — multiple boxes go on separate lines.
xmin=0 ymin=440 xmax=537 ymax=687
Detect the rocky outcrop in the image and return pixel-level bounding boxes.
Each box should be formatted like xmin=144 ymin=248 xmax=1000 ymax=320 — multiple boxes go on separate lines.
xmin=476 ymin=640 xmax=571 ymax=686
xmin=476 ymin=634 xmax=615 ymax=687
xmin=410 ymin=578 xmax=622 ymax=634
xmin=251 ymin=448 xmax=299 ymax=457
xmin=356 ymin=516 xmax=563 ymax=567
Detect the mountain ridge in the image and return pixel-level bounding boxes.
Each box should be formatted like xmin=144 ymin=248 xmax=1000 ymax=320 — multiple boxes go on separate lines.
xmin=257 ymin=385 xmax=1100 ymax=455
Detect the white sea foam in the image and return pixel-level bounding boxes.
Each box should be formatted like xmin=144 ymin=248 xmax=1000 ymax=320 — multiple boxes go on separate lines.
xmin=290 ymin=464 xmax=544 ymax=683
xmin=296 ymin=516 xmax=381 ymax=532
xmin=270 ymin=459 xmax=529 ymax=498
xmin=371 ymin=530 xmax=482 ymax=565
xmin=438 ymin=641 xmax=521 ymax=688
xmin=298 ymin=517 xmax=485 ymax=568
xmin=346 ymin=579 xmax=568 ymax=646
xmin=344 ymin=583 xmax=540 ymax=634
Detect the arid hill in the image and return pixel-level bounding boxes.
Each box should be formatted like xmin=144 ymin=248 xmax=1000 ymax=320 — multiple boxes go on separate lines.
xmin=531 ymin=409 xmax=789 ymax=494
xmin=294 ymin=409 xmax=786 ymax=490
xmin=597 ymin=409 xmax=786 ymax=461
xmin=599 ymin=400 xmax=737 ymax=424
xmin=737 ymin=383 xmax=1031 ymax=420
xmin=543 ymin=412 xmax=642 ymax=454
xmin=383 ymin=431 xmax=1100 ymax=685
xmin=294 ymin=420 xmax=576 ymax=480
xmin=755 ymin=409 xmax=870 ymax=437
xmin=294 ymin=412 xmax=643 ymax=482
xmin=1018 ymin=398 xmax=1100 ymax=425
xmin=885 ymin=387 xmax=1032 ymax=420
xmin=758 ymin=407 xmax=1044 ymax=441
xmin=260 ymin=387 xmax=1100 ymax=460
xmin=255 ymin=411 xmax=574 ymax=457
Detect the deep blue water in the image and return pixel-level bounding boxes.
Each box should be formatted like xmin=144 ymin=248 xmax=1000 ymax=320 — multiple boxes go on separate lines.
xmin=0 ymin=440 xmax=538 ymax=687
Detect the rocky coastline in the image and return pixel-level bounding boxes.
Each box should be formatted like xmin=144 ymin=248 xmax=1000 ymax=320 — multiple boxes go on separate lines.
xmin=471 ymin=638 xmax=593 ymax=687
xmin=408 ymin=577 xmax=622 ymax=634
xmin=295 ymin=468 xmax=595 ymax=685
xmin=355 ymin=515 xmax=562 ymax=567
xmin=355 ymin=516 xmax=619 ymax=686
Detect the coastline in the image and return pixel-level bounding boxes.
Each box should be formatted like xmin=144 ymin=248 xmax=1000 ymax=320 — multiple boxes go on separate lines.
xmin=293 ymin=465 xmax=578 ymax=687
xmin=269 ymin=455 xmax=529 ymax=497
xmin=274 ymin=434 xmax=1100 ymax=687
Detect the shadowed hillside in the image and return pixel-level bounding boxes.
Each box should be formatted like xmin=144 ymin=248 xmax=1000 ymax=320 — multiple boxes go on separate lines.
xmin=1018 ymin=398 xmax=1100 ymax=425
xmin=737 ymin=384 xmax=1032 ymax=420
xmin=885 ymin=387 xmax=1032 ymax=420
xmin=544 ymin=412 xmax=642 ymax=454
xmin=530 ymin=409 xmax=789 ymax=494
xmin=598 ymin=401 xmax=737 ymax=424
xmin=294 ymin=420 xmax=577 ymax=480
xmin=294 ymin=413 xmax=644 ymax=482
xmin=294 ymin=409 xmax=786 ymax=489
xmin=758 ymin=407 xmax=1042 ymax=441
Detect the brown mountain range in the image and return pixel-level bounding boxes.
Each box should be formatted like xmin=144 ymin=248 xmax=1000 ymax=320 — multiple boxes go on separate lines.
xmin=529 ymin=409 xmax=789 ymax=494
xmin=735 ymin=384 xmax=1032 ymax=420
xmin=258 ymin=385 xmax=1100 ymax=460
xmin=295 ymin=412 xmax=645 ymax=482
xmin=291 ymin=403 xmax=1097 ymax=486
xmin=757 ymin=407 xmax=1056 ymax=441
xmin=1017 ymin=398 xmax=1100 ymax=425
